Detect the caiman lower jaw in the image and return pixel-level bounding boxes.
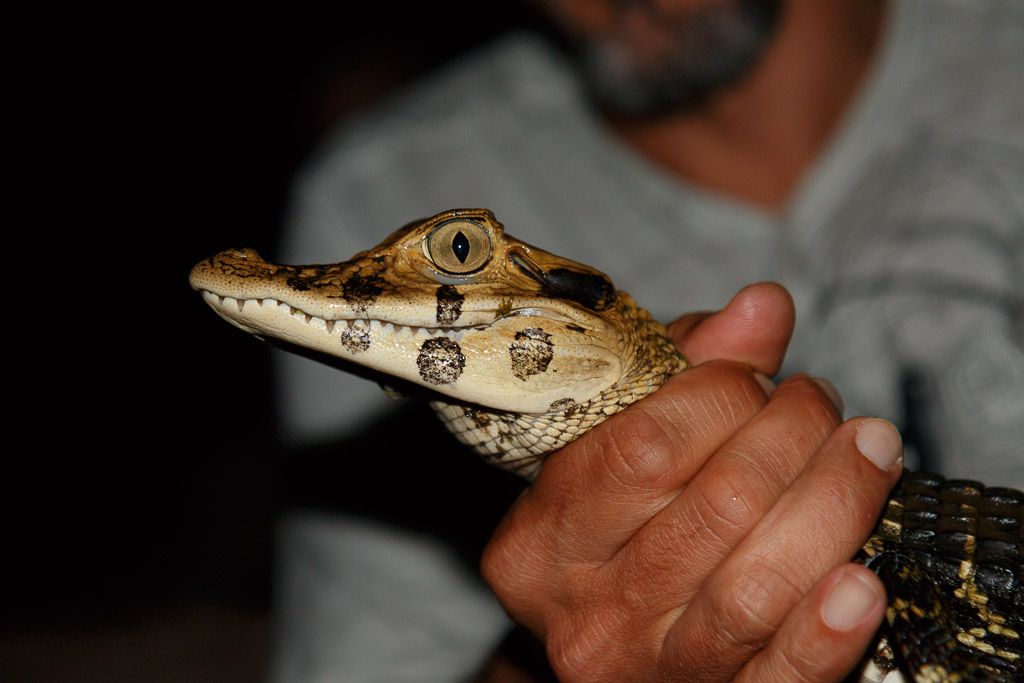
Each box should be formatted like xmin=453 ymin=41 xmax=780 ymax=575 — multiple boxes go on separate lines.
xmin=197 ymin=288 xmax=622 ymax=414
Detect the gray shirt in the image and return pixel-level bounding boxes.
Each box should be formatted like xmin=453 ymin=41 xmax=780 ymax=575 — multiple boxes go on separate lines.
xmin=273 ymin=1 xmax=1024 ymax=679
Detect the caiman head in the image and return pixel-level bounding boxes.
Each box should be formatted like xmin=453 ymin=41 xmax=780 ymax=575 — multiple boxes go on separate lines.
xmin=189 ymin=208 xmax=632 ymax=414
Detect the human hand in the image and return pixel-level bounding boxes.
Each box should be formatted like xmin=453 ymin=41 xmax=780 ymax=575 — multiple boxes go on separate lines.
xmin=481 ymin=283 xmax=904 ymax=682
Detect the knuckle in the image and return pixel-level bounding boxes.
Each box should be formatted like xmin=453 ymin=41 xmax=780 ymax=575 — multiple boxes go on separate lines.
xmin=717 ymin=560 xmax=803 ymax=648
xmin=480 ymin=537 xmax=516 ymax=602
xmin=481 ymin=519 xmax=537 ymax=607
xmin=620 ymin=522 xmax=695 ymax=609
xmin=545 ymin=613 xmax=620 ymax=683
xmin=657 ymin=474 xmax=761 ymax=574
xmin=597 ymin=408 xmax=681 ymax=491
xmin=729 ymin=437 xmax=794 ymax=493
xmin=782 ymin=375 xmax=843 ymax=425
xmin=546 ymin=629 xmax=591 ymax=682
xmin=658 ymin=612 xmax=754 ymax=681
xmin=690 ymin=468 xmax=760 ymax=541
xmin=687 ymin=363 xmax=768 ymax=428
xmin=483 ymin=522 xmax=606 ymax=634
xmin=812 ymin=466 xmax=882 ymax=546
xmin=754 ymin=645 xmax=822 ymax=683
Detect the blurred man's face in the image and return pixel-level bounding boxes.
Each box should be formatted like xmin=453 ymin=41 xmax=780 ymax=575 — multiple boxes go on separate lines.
xmin=540 ymin=0 xmax=781 ymax=116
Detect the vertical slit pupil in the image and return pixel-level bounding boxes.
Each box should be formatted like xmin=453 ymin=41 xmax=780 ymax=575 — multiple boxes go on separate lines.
xmin=452 ymin=231 xmax=470 ymax=263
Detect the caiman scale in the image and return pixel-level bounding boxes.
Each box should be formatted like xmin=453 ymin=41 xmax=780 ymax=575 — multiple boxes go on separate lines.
xmin=190 ymin=208 xmax=1023 ymax=682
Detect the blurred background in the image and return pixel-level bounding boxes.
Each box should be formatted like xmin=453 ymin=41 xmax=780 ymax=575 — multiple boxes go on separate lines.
xmin=7 ymin=3 xmax=542 ymax=680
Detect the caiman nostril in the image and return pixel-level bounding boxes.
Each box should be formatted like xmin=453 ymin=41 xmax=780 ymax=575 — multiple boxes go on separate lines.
xmin=225 ymin=247 xmax=262 ymax=261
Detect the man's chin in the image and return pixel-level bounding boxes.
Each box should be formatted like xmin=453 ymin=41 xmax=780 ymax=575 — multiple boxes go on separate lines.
xmin=574 ymin=0 xmax=781 ymax=117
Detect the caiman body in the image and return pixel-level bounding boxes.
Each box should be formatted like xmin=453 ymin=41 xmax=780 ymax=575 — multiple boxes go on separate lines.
xmin=190 ymin=208 xmax=1023 ymax=682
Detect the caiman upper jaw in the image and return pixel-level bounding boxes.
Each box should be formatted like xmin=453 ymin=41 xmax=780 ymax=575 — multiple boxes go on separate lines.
xmin=189 ymin=247 xmax=366 ymax=325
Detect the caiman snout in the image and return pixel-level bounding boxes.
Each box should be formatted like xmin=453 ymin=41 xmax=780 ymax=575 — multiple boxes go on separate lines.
xmin=189 ymin=247 xmax=277 ymax=293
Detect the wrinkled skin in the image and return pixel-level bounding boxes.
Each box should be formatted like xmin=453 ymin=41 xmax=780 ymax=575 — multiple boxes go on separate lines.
xmin=478 ymin=284 xmax=903 ymax=682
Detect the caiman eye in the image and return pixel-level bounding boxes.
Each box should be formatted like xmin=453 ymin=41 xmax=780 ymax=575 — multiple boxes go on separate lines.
xmin=427 ymin=219 xmax=492 ymax=274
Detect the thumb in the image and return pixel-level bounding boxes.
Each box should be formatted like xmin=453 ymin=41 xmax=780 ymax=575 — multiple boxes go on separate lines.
xmin=667 ymin=282 xmax=795 ymax=376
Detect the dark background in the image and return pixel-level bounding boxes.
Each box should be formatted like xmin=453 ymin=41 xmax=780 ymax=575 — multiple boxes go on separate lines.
xmin=7 ymin=3 xmax=542 ymax=680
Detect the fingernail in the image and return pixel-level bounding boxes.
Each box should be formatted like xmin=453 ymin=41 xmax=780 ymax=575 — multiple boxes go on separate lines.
xmin=812 ymin=376 xmax=844 ymax=415
xmin=821 ymin=571 xmax=880 ymax=632
xmin=754 ymin=372 xmax=776 ymax=397
xmin=855 ymin=419 xmax=903 ymax=471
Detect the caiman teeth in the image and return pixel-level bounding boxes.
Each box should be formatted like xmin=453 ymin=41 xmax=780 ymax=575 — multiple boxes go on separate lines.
xmin=218 ymin=295 xmax=250 ymax=313
xmin=204 ymin=292 xmax=476 ymax=341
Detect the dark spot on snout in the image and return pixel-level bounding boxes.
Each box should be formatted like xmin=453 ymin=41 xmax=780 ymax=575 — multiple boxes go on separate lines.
xmin=343 ymin=273 xmax=385 ymax=312
xmin=340 ymin=326 xmax=371 ymax=353
xmin=436 ymin=285 xmax=464 ymax=325
xmin=509 ymin=328 xmax=554 ymax=380
xmin=417 ymin=338 xmax=465 ymax=385
xmin=287 ymin=277 xmax=310 ymax=291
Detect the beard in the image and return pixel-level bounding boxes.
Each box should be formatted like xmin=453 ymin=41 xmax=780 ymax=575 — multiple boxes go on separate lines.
xmin=574 ymin=0 xmax=781 ymax=117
